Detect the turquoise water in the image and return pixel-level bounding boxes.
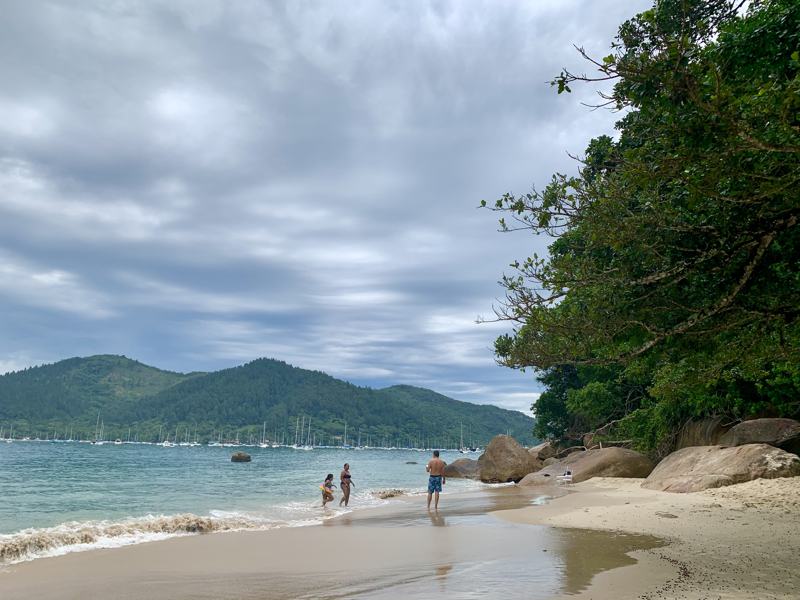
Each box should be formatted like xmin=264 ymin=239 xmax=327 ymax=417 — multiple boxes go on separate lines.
xmin=0 ymin=442 xmax=484 ymax=563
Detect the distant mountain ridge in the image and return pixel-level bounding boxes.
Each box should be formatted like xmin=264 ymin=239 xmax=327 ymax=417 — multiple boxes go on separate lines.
xmin=0 ymin=355 xmax=535 ymax=446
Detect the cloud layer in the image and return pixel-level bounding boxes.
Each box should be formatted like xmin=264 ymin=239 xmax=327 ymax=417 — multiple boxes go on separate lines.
xmin=0 ymin=0 xmax=649 ymax=413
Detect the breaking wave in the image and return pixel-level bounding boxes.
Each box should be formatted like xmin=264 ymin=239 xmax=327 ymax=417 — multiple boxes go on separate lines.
xmin=0 ymin=512 xmax=280 ymax=566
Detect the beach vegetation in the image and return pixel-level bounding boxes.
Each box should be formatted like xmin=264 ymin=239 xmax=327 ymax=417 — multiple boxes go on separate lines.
xmin=487 ymin=0 xmax=800 ymax=455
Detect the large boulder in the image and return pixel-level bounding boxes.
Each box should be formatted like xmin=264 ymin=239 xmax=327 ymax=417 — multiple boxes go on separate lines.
xmin=519 ymin=447 xmax=654 ymax=486
xmin=478 ymin=435 xmax=541 ymax=483
xmin=231 ymin=451 xmax=251 ymax=463
xmin=718 ymin=418 xmax=800 ymax=455
xmin=528 ymin=441 xmax=557 ymax=461
xmin=444 ymin=458 xmax=480 ymax=479
xmin=555 ymin=446 xmax=586 ymax=460
xmin=675 ymin=417 xmax=731 ymax=450
xmin=642 ymin=444 xmax=800 ymax=493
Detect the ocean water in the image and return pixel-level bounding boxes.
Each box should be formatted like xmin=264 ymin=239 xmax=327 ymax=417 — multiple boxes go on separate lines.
xmin=0 ymin=442 xmax=485 ymax=564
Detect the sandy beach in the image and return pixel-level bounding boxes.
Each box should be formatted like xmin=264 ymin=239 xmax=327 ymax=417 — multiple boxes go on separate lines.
xmin=1 ymin=479 xmax=798 ymax=599
xmin=497 ymin=477 xmax=800 ymax=599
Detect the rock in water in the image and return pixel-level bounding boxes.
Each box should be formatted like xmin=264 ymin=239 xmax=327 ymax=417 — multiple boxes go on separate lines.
xmin=231 ymin=452 xmax=251 ymax=463
xmin=478 ymin=435 xmax=540 ymax=483
xmin=642 ymin=444 xmax=800 ymax=493
xmin=444 ymin=458 xmax=480 ymax=479
xmin=373 ymin=489 xmax=406 ymax=499
xmin=718 ymin=418 xmax=800 ymax=455
xmin=518 ymin=447 xmax=654 ymax=486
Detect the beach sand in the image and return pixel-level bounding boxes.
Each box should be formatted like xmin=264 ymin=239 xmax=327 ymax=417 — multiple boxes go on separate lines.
xmin=1 ymin=479 xmax=798 ymax=599
xmin=496 ymin=476 xmax=800 ymax=599
xmin=0 ymin=487 xmax=662 ymax=600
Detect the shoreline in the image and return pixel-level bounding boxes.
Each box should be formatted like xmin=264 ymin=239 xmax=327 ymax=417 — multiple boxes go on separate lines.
xmin=0 ymin=485 xmax=664 ymax=600
xmin=1 ymin=478 xmax=798 ymax=598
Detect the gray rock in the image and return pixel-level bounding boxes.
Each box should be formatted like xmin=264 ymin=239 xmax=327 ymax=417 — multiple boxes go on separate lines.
xmin=718 ymin=418 xmax=800 ymax=455
xmin=478 ymin=435 xmax=541 ymax=483
xmin=444 ymin=458 xmax=480 ymax=479
xmin=528 ymin=441 xmax=557 ymax=461
xmin=675 ymin=417 xmax=732 ymax=450
xmin=519 ymin=447 xmax=654 ymax=486
xmin=555 ymin=446 xmax=586 ymax=459
xmin=642 ymin=444 xmax=800 ymax=493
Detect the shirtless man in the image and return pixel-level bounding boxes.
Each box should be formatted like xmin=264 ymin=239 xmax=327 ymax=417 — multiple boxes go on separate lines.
xmin=426 ymin=450 xmax=446 ymax=511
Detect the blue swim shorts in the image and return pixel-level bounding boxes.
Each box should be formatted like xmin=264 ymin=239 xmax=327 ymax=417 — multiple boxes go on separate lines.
xmin=428 ymin=475 xmax=442 ymax=494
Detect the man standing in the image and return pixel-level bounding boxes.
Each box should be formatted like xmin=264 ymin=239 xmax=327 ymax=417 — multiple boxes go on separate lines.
xmin=426 ymin=450 xmax=446 ymax=511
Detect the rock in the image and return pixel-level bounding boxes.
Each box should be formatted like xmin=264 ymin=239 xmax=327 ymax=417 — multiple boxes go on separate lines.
xmin=373 ymin=489 xmax=406 ymax=499
xmin=718 ymin=418 xmax=800 ymax=455
xmin=478 ymin=435 xmax=541 ymax=483
xmin=642 ymin=444 xmax=800 ymax=493
xmin=519 ymin=447 xmax=655 ymax=486
xmin=542 ymin=457 xmax=560 ymax=467
xmin=528 ymin=441 xmax=557 ymax=461
xmin=675 ymin=417 xmax=731 ymax=450
xmin=444 ymin=458 xmax=480 ymax=479
xmin=405 ymin=461 xmax=418 ymax=465
xmin=231 ymin=451 xmax=251 ymax=463
xmin=554 ymin=446 xmax=585 ymax=460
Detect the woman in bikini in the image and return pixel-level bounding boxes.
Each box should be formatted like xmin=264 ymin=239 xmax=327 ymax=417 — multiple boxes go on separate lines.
xmin=339 ymin=463 xmax=355 ymax=507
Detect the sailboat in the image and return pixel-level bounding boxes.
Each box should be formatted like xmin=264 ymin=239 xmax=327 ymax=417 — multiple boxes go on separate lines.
xmin=161 ymin=425 xmax=175 ymax=447
xmin=259 ymin=421 xmax=268 ymax=448
xmin=4 ymin=424 xmax=12 ymax=443
xmin=96 ymin=418 xmax=107 ymax=445
xmin=355 ymin=428 xmax=363 ymax=450
xmin=459 ymin=421 xmax=470 ymax=453
xmin=291 ymin=416 xmax=303 ymax=449
xmin=298 ymin=417 xmax=313 ymax=450
xmin=342 ymin=421 xmax=351 ymax=449
xmin=91 ymin=413 xmax=105 ymax=445
xmin=271 ymin=425 xmax=280 ymax=448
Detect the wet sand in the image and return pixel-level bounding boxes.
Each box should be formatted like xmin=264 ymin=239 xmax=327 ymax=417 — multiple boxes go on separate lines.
xmin=496 ymin=477 xmax=800 ymax=599
xmin=0 ymin=487 xmax=664 ymax=599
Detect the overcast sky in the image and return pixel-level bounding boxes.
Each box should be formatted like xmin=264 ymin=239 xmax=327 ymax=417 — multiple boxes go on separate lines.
xmin=0 ymin=0 xmax=649 ymax=414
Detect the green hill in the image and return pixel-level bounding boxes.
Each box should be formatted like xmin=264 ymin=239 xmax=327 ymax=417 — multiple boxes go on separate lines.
xmin=0 ymin=356 xmax=535 ymax=446
xmin=0 ymin=355 xmax=197 ymax=426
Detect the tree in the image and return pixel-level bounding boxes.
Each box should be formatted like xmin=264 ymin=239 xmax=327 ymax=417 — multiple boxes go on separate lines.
xmin=486 ymin=0 xmax=800 ymax=451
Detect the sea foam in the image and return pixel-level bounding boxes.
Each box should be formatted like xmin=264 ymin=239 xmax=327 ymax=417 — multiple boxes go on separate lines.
xmin=0 ymin=512 xmax=278 ymax=565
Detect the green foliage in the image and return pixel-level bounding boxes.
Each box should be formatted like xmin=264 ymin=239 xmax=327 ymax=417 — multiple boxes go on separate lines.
xmin=0 ymin=356 xmax=535 ymax=446
xmin=490 ymin=0 xmax=800 ymax=454
xmin=0 ymin=355 xmax=196 ymax=422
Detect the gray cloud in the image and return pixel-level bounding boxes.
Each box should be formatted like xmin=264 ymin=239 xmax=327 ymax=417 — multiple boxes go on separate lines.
xmin=0 ymin=0 xmax=650 ymax=414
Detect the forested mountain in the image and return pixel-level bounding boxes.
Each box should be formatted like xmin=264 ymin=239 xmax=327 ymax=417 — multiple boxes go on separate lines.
xmin=0 ymin=355 xmax=198 ymax=423
xmin=0 ymin=356 xmax=535 ymax=446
